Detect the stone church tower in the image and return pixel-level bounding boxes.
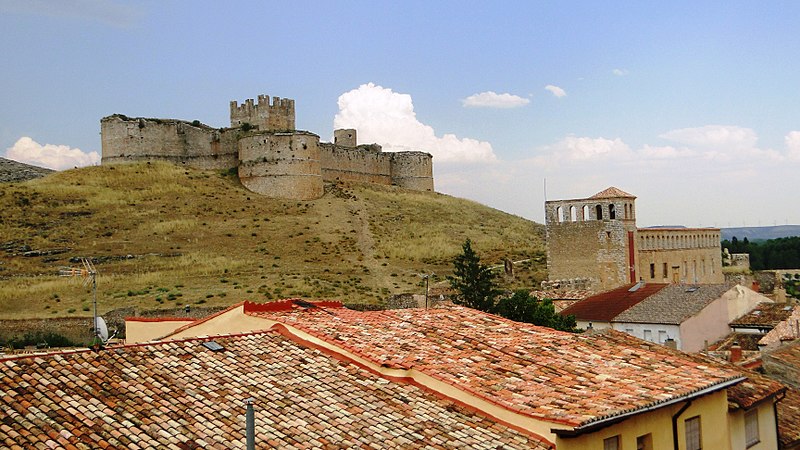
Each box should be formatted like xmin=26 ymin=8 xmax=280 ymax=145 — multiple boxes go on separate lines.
xmin=545 ymin=187 xmax=638 ymax=292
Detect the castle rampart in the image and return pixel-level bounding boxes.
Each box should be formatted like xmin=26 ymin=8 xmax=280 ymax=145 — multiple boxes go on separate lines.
xmin=101 ymin=93 xmax=433 ymax=200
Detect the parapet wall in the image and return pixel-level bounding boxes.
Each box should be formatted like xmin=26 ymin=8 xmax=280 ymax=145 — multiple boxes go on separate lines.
xmin=100 ymin=93 xmax=434 ymax=200
xmin=100 ymin=115 xmax=238 ymax=170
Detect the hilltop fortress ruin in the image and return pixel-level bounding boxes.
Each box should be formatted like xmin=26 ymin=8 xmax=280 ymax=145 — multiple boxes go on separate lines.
xmin=100 ymin=94 xmax=434 ymax=200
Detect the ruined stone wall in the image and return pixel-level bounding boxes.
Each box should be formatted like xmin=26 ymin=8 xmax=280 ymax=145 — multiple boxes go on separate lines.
xmin=390 ymin=151 xmax=434 ymax=192
xmin=237 ymin=131 xmax=323 ymax=200
xmin=637 ymin=228 xmax=723 ymax=284
xmin=100 ymin=115 xmax=238 ymax=170
xmin=545 ymin=198 xmax=637 ymax=291
xmin=319 ymin=143 xmax=392 ymax=185
xmin=318 ymin=144 xmax=433 ymax=191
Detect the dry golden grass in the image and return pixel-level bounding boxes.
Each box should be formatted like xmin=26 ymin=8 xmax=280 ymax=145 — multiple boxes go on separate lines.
xmin=0 ymin=162 xmax=545 ymax=318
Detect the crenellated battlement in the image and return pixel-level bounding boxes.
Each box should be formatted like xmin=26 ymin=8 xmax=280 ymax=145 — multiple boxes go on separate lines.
xmin=230 ymin=94 xmax=295 ymax=131
xmin=102 ymin=92 xmax=433 ymax=200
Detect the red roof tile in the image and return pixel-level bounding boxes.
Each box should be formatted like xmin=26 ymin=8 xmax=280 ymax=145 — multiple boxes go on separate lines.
xmin=731 ymin=302 xmax=796 ymax=328
xmin=778 ymin=387 xmax=800 ymax=448
xmin=559 ymin=283 xmax=668 ymax=322
xmin=254 ymin=305 xmax=745 ymax=428
xmin=0 ymin=331 xmax=551 ymax=449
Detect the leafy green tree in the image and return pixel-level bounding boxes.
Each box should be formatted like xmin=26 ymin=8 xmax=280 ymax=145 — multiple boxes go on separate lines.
xmin=447 ymin=239 xmax=501 ymax=312
xmin=784 ymin=273 xmax=800 ymax=301
xmin=495 ymin=290 xmax=578 ymax=332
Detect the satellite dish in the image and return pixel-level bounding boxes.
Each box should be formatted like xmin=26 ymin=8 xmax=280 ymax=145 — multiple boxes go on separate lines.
xmin=95 ymin=316 xmax=109 ymax=342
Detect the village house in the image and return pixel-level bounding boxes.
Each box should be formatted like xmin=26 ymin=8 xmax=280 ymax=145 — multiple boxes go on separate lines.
xmin=119 ymin=300 xmax=787 ymax=449
xmin=561 ymin=282 xmax=770 ymax=352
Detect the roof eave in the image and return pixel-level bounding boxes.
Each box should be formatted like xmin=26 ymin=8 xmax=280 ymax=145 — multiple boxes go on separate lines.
xmin=552 ymin=376 xmax=746 ymax=438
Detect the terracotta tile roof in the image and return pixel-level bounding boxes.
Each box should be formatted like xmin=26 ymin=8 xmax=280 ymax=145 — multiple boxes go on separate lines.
xmin=559 ymin=283 xmax=668 ymax=322
xmin=708 ymin=332 xmax=765 ymax=352
xmin=589 ymin=186 xmax=635 ymax=199
xmin=778 ymin=386 xmax=800 ymax=448
xmin=730 ymin=302 xmax=795 ymax=328
xmin=253 ymin=304 xmax=745 ymax=428
xmin=0 ymin=331 xmax=551 ymax=449
xmin=613 ymin=283 xmax=735 ymax=324
xmin=758 ymin=306 xmax=800 ymax=348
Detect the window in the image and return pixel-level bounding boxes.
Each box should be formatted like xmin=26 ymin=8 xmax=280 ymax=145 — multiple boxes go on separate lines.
xmin=603 ymin=435 xmax=620 ymax=450
xmin=644 ymin=329 xmax=652 ymax=342
xmin=556 ymin=206 xmax=565 ymax=223
xmin=637 ymin=433 xmax=653 ymax=450
xmin=658 ymin=330 xmax=667 ymax=344
xmin=685 ymin=416 xmax=702 ymax=450
xmin=596 ymin=204 xmax=603 ymax=220
xmin=662 ymin=263 xmax=668 ymax=278
xmin=625 ymin=328 xmax=634 ymax=334
xmin=745 ymin=409 xmax=760 ymax=447
xmin=609 ymin=203 xmax=616 ymax=219
xmin=582 ymin=205 xmax=590 ymax=220
xmin=650 ymin=263 xmax=655 ymax=279
xmin=570 ymin=205 xmax=577 ymax=222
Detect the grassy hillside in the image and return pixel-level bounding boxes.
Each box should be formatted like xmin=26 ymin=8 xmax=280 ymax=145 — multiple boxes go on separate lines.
xmin=0 ymin=162 xmax=545 ymax=319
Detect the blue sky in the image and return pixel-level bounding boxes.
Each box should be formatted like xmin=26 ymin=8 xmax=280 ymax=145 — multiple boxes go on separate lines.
xmin=2 ymin=1 xmax=800 ymax=227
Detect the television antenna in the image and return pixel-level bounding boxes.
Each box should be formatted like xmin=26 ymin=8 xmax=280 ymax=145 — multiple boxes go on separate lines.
xmin=60 ymin=258 xmax=115 ymax=346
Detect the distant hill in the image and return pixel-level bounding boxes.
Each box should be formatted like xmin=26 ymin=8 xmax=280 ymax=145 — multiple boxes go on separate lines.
xmin=721 ymin=225 xmax=800 ymax=241
xmin=0 ymin=157 xmax=53 ymax=183
xmin=0 ymin=162 xmax=545 ymax=319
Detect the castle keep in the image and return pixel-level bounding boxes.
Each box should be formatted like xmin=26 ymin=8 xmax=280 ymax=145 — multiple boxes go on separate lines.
xmin=100 ymin=94 xmax=434 ymax=200
xmin=545 ymin=187 xmax=723 ymax=291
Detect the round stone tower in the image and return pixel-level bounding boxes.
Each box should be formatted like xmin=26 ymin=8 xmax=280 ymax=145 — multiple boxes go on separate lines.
xmin=237 ymin=131 xmax=323 ymax=200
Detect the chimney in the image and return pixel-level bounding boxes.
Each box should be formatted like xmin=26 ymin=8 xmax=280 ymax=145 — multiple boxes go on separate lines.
xmin=664 ymin=338 xmax=677 ymax=350
xmin=730 ymin=342 xmax=742 ymax=363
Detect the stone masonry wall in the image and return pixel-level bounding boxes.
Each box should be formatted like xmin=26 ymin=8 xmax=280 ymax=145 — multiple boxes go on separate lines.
xmin=319 ymin=143 xmax=392 ymax=185
xmin=545 ymin=198 xmax=636 ymax=291
xmin=101 ymin=116 xmax=238 ymax=170
xmin=237 ymin=132 xmax=323 ymax=200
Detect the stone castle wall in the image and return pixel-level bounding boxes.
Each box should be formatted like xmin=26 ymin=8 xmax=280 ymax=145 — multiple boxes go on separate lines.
xmin=100 ymin=116 xmax=238 ymax=170
xmin=100 ymin=94 xmax=433 ymax=199
xmin=238 ymin=132 xmax=323 ymax=200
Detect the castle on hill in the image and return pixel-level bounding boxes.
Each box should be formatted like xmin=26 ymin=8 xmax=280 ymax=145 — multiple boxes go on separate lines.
xmin=100 ymin=94 xmax=434 ymax=200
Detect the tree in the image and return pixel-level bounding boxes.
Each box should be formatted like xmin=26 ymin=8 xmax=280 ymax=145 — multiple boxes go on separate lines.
xmin=495 ymin=290 xmax=578 ymax=332
xmin=447 ymin=239 xmax=501 ymax=312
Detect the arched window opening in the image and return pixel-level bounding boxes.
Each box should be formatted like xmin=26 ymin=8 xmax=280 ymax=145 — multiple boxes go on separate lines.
xmin=582 ymin=205 xmax=590 ymax=221
xmin=596 ymin=205 xmax=603 ymax=220
xmin=570 ymin=205 xmax=578 ymax=222
xmin=624 ymin=204 xmax=629 ymax=219
xmin=609 ymin=204 xmax=616 ymax=219
xmin=556 ymin=206 xmax=565 ymax=223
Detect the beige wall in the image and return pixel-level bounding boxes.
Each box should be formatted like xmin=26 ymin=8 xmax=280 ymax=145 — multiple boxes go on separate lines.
xmin=556 ymin=389 xmax=732 ymax=450
xmin=125 ymin=319 xmax=196 ymax=344
xmin=167 ymin=305 xmax=276 ymax=340
xmin=728 ymin=401 xmax=779 ymax=450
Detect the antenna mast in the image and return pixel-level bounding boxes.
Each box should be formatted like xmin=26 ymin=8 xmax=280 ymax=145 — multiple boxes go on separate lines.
xmin=60 ymin=258 xmax=103 ymax=346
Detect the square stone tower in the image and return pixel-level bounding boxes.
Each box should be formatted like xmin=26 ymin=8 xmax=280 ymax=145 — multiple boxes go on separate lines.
xmin=230 ymin=94 xmax=295 ymax=131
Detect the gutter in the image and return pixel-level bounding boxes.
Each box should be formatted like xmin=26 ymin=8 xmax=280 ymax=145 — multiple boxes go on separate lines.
xmin=773 ymin=390 xmax=785 ymax=450
xmin=553 ymin=376 xmax=745 ymax=438
xmin=671 ymin=400 xmax=693 ymax=450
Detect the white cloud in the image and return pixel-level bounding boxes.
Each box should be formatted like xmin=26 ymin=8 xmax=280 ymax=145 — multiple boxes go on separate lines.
xmin=5 ymin=137 xmax=100 ymax=170
xmin=660 ymin=125 xmax=758 ymax=151
xmin=786 ymin=131 xmax=800 ymax=160
xmin=461 ymin=91 xmax=530 ymax=108
xmin=612 ymin=68 xmax=628 ymax=76
xmin=546 ymin=136 xmax=631 ymax=162
xmin=544 ymin=85 xmax=566 ymax=98
xmin=334 ymin=83 xmax=497 ymax=163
